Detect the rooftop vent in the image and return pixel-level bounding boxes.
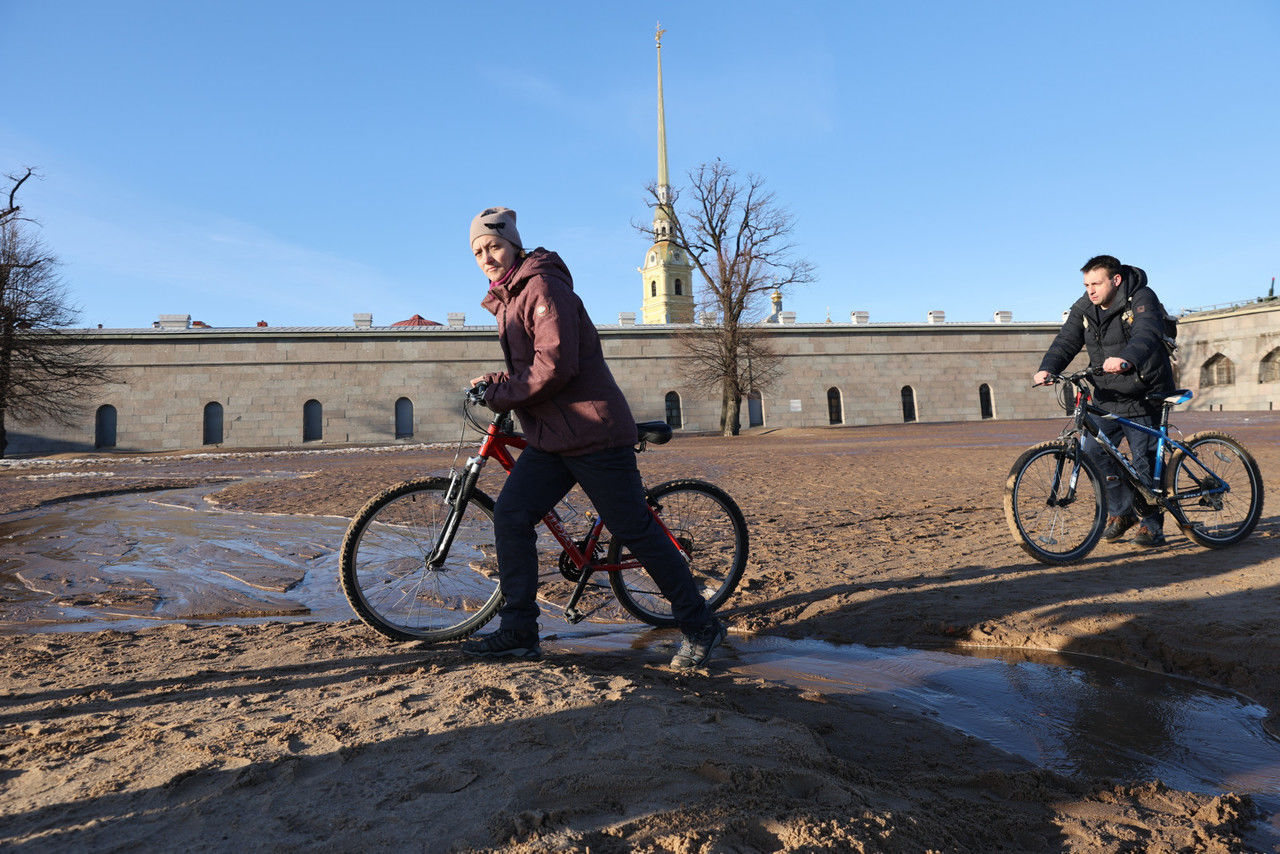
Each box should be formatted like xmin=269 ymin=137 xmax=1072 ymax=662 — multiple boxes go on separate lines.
xmin=157 ymin=314 xmax=191 ymax=330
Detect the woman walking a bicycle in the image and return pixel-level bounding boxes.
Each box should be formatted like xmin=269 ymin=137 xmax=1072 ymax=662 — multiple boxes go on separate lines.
xmin=1033 ymin=254 xmax=1176 ymax=547
xmin=460 ymin=206 xmax=726 ymax=667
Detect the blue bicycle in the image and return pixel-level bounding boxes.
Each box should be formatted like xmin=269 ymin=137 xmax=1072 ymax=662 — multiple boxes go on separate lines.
xmin=1005 ymin=367 xmax=1265 ymax=564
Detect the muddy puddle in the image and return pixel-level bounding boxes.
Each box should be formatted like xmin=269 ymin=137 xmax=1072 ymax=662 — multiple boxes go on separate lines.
xmin=558 ymin=625 xmax=1280 ymax=841
xmin=3 ymin=483 xmax=1280 ymax=844
xmin=0 ymin=483 xmax=351 ymax=629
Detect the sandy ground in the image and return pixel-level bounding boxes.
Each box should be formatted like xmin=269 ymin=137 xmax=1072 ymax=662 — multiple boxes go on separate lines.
xmin=2 ymin=411 xmax=1278 ymax=852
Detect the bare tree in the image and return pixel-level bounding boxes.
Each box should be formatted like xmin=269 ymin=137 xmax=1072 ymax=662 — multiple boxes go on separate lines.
xmin=642 ymin=160 xmax=814 ymax=435
xmin=0 ymin=169 xmax=114 ymax=457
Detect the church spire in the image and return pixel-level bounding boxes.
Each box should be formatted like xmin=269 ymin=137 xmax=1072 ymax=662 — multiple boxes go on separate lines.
xmin=640 ymin=23 xmax=693 ymax=325
xmin=656 ymin=23 xmax=670 ymax=200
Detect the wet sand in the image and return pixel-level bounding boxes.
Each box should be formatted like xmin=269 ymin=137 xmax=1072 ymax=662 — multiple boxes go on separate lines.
xmin=2 ymin=413 xmax=1278 ymax=851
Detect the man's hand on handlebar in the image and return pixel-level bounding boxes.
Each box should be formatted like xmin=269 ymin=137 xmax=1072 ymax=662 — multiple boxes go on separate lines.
xmin=1102 ymin=356 xmax=1131 ymax=374
xmin=1034 ymin=361 xmax=1131 ymax=387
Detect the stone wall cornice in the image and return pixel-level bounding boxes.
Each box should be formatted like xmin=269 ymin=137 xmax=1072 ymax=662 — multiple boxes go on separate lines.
xmin=42 ymin=322 xmax=1066 ymax=345
xmin=1177 ymin=300 xmax=1280 ymax=325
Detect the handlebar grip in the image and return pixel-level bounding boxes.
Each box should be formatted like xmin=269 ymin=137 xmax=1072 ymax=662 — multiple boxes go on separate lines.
xmin=466 ymin=381 xmax=490 ymax=404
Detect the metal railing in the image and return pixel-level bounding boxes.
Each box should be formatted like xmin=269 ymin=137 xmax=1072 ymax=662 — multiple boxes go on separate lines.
xmin=1179 ymin=296 xmax=1278 ymax=316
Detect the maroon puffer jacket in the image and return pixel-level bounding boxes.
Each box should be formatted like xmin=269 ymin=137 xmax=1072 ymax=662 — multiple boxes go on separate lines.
xmin=479 ymin=248 xmax=639 ymax=454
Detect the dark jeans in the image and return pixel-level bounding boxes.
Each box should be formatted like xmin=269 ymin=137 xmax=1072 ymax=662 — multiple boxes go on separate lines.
xmin=1082 ymin=411 xmax=1163 ymax=531
xmin=491 ymin=444 xmax=712 ymax=634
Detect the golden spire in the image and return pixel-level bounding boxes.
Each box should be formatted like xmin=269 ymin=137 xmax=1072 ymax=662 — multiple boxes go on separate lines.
xmin=655 ymin=22 xmax=670 ymax=201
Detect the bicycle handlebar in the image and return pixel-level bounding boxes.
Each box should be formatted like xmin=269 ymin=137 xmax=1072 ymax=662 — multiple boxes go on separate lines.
xmin=1037 ymin=362 xmax=1130 ymax=387
xmin=465 ymin=381 xmax=490 ymax=405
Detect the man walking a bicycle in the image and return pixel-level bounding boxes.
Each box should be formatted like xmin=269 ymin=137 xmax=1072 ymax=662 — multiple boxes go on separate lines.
xmin=1033 ymin=255 xmax=1176 ymax=547
xmin=460 ymin=207 xmax=727 ymax=667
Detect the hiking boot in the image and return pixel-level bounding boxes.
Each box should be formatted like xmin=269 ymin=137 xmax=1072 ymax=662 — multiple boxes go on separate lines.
xmin=460 ymin=628 xmax=541 ymax=659
xmin=1133 ymin=524 xmax=1166 ymax=548
xmin=670 ymin=617 xmax=727 ymax=670
xmin=1102 ymin=512 xmax=1138 ymax=541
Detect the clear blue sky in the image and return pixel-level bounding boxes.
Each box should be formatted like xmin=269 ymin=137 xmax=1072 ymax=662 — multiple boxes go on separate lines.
xmin=3 ymin=1 xmax=1277 ymax=329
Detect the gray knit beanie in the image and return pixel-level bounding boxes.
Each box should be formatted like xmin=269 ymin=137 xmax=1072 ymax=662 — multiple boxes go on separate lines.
xmin=469 ymin=207 xmax=522 ymax=251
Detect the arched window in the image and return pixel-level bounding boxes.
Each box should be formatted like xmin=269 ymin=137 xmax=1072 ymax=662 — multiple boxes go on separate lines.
xmin=746 ymin=390 xmax=764 ymax=427
xmin=650 ymin=281 xmax=657 ymax=297
xmin=303 ymin=399 xmax=323 ymax=442
xmin=664 ymin=391 xmax=682 ymax=428
xmin=978 ymin=384 xmax=994 ymax=419
xmin=827 ymin=387 xmax=843 ymax=425
xmin=203 ymin=402 xmax=224 ymax=445
xmin=901 ymin=386 xmax=917 ymax=423
xmin=1201 ymin=354 xmax=1234 ymax=387
xmin=1260 ymin=348 xmax=1280 ymax=383
xmin=395 ymin=397 xmax=414 ymax=439
xmin=674 ymin=278 xmax=683 ymax=296
xmin=94 ymin=405 xmax=117 ymax=449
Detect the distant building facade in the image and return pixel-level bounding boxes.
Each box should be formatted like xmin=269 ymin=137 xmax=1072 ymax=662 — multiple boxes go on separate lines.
xmin=7 ymin=300 xmax=1278 ymax=456
xmin=1174 ymin=299 xmax=1280 ymax=412
xmin=4 ymin=311 xmax=1060 ymax=455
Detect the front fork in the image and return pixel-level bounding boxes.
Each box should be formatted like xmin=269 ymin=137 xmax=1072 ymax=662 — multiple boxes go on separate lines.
xmin=429 ymin=455 xmax=487 ymax=567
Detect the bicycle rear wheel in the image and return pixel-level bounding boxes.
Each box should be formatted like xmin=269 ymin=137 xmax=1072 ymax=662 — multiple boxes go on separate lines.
xmin=1005 ymin=440 xmax=1106 ymax=565
xmin=607 ymin=479 xmax=748 ymax=627
xmin=1164 ymin=431 xmax=1264 ymax=548
xmin=340 ymin=477 xmax=502 ymax=642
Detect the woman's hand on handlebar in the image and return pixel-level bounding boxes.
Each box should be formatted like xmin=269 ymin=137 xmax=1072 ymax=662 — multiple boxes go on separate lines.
xmin=466 ymin=381 xmax=490 ymax=405
xmin=1033 ymin=370 xmax=1053 ymax=386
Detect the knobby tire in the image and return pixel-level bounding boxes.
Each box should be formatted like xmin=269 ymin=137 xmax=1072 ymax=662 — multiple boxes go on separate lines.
xmin=1005 ymin=439 xmax=1106 ymax=565
xmin=1164 ymin=431 xmax=1264 ymax=548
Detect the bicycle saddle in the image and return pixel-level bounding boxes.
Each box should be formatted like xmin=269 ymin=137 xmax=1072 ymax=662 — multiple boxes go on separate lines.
xmin=635 ymin=421 xmax=673 ymax=445
xmin=1148 ymin=389 xmax=1193 ymax=405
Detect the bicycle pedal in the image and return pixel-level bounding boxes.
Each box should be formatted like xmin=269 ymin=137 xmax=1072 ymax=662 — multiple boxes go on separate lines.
xmin=563 ymin=607 xmax=585 ymax=624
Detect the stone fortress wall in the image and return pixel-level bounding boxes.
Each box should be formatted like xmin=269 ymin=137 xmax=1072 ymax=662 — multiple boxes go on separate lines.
xmin=7 ymin=299 xmax=1278 ymax=456
xmin=1174 ymin=300 xmax=1280 ymax=412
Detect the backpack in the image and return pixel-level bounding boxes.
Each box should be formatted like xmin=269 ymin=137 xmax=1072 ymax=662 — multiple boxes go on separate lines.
xmin=1082 ymin=264 xmax=1178 ymax=362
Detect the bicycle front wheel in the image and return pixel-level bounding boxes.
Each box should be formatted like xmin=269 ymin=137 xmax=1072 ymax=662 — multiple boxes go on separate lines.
xmin=340 ymin=477 xmax=502 ymax=642
xmin=607 ymin=479 xmax=748 ymax=627
xmin=1005 ymin=440 xmax=1106 ymax=565
xmin=1164 ymin=431 xmax=1264 ymax=548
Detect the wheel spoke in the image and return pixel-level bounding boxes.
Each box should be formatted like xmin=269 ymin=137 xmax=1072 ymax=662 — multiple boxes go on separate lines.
xmin=341 ymin=480 xmax=503 ymax=642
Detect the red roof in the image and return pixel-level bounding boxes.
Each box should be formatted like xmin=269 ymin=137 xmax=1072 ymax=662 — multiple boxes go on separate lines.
xmin=391 ymin=314 xmax=442 ymax=327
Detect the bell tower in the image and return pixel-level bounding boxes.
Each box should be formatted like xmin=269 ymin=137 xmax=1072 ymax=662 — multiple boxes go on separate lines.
xmin=640 ymin=24 xmax=694 ymax=325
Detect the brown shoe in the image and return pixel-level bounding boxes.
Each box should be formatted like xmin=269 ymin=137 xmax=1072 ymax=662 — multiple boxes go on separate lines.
xmin=1102 ymin=513 xmax=1138 ymax=541
xmin=1133 ymin=524 xmax=1166 ymax=548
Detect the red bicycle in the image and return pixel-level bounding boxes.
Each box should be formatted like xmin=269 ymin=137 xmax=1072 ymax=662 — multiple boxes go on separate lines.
xmin=339 ymin=385 xmax=749 ymax=642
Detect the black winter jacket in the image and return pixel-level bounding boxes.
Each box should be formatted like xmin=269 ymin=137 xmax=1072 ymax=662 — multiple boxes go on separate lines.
xmin=1038 ymin=273 xmax=1176 ymax=417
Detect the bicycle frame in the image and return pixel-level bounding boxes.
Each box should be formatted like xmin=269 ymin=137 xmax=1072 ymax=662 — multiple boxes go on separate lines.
xmin=1061 ymin=376 xmax=1228 ymax=527
xmin=434 ymin=406 xmax=682 ymax=623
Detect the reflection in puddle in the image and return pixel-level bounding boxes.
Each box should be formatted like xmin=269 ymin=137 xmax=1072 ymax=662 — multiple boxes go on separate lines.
xmin=3 ymin=485 xmax=1280 ymax=844
xmin=0 ymin=484 xmax=350 ymax=629
xmin=560 ymin=627 xmax=1280 ymax=846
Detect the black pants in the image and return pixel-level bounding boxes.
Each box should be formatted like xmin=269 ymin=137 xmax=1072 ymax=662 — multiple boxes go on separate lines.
xmin=1082 ymin=411 xmax=1164 ymax=531
xmin=491 ymin=444 xmax=712 ymax=634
